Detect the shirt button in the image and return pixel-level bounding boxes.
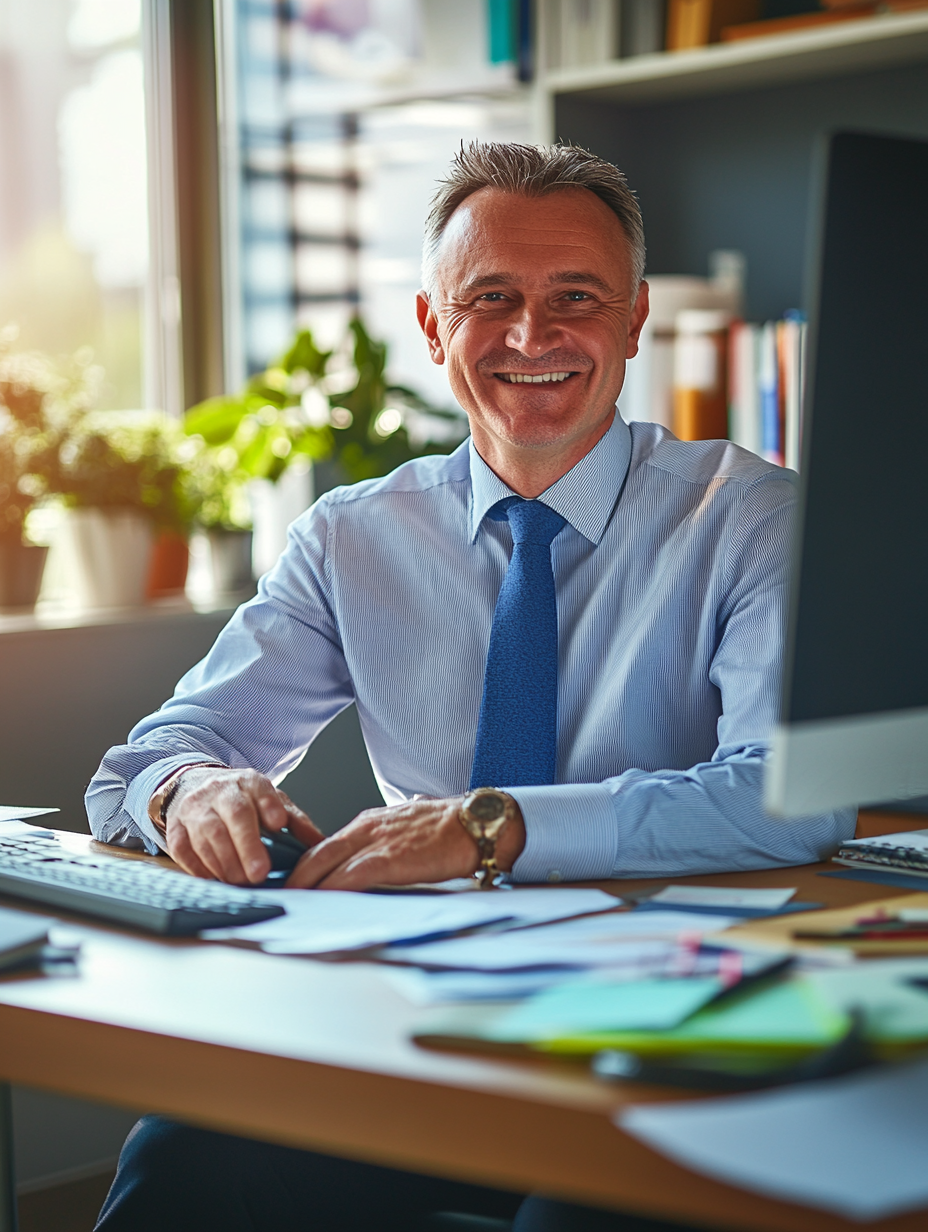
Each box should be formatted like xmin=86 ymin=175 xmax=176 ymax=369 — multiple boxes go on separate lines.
xmin=546 ymin=870 xmax=562 ymax=883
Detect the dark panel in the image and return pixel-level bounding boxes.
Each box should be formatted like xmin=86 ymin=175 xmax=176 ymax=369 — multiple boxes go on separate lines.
xmin=171 ymin=0 xmax=225 ymax=407
xmin=555 ymin=62 xmax=928 ymax=320
xmin=785 ymin=131 xmax=928 ymax=722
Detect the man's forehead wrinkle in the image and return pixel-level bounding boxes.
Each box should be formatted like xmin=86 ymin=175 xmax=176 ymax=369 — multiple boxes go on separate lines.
xmin=453 ymin=270 xmax=621 ymax=298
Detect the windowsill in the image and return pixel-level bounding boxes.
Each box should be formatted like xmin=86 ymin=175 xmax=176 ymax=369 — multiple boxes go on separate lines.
xmin=0 ymin=592 xmax=253 ymax=635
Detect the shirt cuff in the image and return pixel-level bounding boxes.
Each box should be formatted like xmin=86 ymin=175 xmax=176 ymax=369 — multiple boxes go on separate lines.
xmin=125 ymin=754 xmax=228 ymax=853
xmin=507 ymin=783 xmax=617 ymax=883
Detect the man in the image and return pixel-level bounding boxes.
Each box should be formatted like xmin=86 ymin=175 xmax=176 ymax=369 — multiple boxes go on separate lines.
xmin=88 ymin=143 xmax=853 ymax=1231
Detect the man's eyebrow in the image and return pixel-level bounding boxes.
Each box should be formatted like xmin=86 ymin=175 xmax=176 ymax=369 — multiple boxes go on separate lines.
xmin=460 ymin=271 xmax=615 ymax=294
xmin=548 ymin=271 xmax=614 ymax=292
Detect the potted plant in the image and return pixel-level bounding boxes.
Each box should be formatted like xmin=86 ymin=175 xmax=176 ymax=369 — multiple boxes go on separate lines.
xmin=0 ymin=341 xmax=89 ymax=611
xmin=51 ymin=412 xmax=195 ymax=610
xmin=183 ymin=441 xmax=255 ymax=598
xmin=0 ymin=427 xmax=49 ymax=611
xmin=183 ymin=318 xmax=466 ymax=581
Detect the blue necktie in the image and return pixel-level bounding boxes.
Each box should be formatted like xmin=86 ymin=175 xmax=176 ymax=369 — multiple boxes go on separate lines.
xmin=469 ymin=498 xmax=567 ymax=790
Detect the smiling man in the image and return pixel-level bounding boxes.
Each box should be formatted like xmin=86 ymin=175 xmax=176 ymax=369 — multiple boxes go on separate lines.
xmin=87 ymin=143 xmax=853 ymax=1232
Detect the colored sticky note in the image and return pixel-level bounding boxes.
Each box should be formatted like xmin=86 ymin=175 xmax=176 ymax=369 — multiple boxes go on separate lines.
xmin=486 ymin=977 xmax=723 ymax=1042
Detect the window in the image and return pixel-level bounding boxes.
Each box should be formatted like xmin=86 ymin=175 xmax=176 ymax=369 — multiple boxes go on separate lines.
xmin=0 ymin=0 xmax=148 ymax=409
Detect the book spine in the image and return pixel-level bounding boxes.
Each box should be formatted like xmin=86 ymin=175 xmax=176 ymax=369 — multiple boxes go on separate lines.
xmin=727 ymin=320 xmax=761 ymax=455
xmin=759 ymin=321 xmax=781 ymax=465
xmin=666 ymin=0 xmax=712 ymax=48
xmin=781 ymin=312 xmax=806 ymax=471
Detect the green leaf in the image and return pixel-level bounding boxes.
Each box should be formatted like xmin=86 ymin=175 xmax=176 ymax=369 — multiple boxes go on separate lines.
xmin=184 ymin=396 xmax=247 ymax=444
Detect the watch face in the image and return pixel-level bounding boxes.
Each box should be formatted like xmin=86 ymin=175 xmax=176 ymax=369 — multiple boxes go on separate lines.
xmin=467 ymin=791 xmax=506 ymax=823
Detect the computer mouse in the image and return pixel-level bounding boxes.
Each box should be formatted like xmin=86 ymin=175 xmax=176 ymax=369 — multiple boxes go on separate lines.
xmin=258 ymin=825 xmax=309 ymax=884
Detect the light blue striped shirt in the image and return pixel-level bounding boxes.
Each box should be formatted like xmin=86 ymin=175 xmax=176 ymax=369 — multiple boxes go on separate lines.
xmin=86 ymin=414 xmax=855 ymax=878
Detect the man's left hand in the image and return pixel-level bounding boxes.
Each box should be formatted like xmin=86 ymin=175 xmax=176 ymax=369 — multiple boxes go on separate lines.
xmin=285 ymin=796 xmax=525 ymax=890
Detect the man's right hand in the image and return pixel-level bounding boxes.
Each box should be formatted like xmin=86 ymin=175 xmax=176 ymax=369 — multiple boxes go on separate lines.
xmin=161 ymin=767 xmax=325 ymax=885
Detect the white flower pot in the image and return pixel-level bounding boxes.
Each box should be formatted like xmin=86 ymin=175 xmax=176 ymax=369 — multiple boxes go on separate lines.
xmin=64 ymin=508 xmax=154 ymax=610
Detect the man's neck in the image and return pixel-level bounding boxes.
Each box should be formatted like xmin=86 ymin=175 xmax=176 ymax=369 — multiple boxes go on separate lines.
xmin=471 ymin=413 xmax=615 ymax=498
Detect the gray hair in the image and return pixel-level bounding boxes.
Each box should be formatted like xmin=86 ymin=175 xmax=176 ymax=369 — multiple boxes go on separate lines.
xmin=421 ymin=141 xmax=646 ymax=299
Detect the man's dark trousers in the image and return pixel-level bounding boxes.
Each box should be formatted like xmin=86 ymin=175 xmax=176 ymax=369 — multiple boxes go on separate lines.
xmin=94 ymin=1116 xmax=700 ymax=1232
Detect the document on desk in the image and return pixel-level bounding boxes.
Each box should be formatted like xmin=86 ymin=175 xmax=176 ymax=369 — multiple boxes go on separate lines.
xmin=380 ymin=910 xmax=739 ymax=972
xmin=200 ymin=887 xmax=619 ymax=955
xmin=646 ymin=886 xmax=797 ymax=910
xmin=0 ymin=809 xmax=59 ymax=827
xmin=619 ymin=1056 xmax=928 ymax=1220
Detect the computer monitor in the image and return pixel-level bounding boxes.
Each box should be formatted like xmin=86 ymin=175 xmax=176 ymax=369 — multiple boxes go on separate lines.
xmin=765 ymin=131 xmax=928 ymax=817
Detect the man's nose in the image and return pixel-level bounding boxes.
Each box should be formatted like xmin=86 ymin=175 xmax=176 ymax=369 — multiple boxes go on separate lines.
xmin=504 ymin=303 xmax=562 ymax=357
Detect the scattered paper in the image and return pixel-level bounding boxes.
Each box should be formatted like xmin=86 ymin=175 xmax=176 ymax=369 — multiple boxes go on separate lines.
xmin=619 ymin=1057 xmax=928 ymax=1220
xmin=809 ymin=959 xmax=928 ymax=1042
xmin=842 ymin=830 xmax=928 ymax=853
xmin=382 ymin=911 xmax=739 ymax=972
xmin=649 ymin=885 xmax=796 ymax=910
xmin=487 ymin=977 xmax=723 ymax=1042
xmin=0 ymin=811 xmax=59 ymax=829
xmin=201 ymin=887 xmax=619 ymax=955
xmin=384 ymin=967 xmax=592 ymax=1005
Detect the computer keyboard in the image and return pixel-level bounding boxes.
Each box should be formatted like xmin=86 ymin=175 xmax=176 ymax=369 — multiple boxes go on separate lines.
xmin=0 ymin=828 xmax=285 ymax=936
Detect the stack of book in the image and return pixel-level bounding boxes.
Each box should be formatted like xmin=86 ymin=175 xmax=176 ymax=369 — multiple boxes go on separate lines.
xmin=727 ymin=311 xmax=806 ymax=469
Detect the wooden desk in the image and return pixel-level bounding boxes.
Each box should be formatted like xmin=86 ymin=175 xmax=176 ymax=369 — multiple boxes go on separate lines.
xmin=0 ymin=825 xmax=925 ymax=1232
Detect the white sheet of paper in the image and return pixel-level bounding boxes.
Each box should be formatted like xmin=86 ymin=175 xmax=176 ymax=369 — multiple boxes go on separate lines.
xmin=842 ymin=829 xmax=928 ymax=853
xmin=0 ymin=809 xmax=59 ymax=827
xmin=201 ymin=888 xmax=619 ymax=954
xmin=382 ymin=967 xmax=594 ymax=1005
xmin=381 ymin=911 xmax=738 ymax=971
xmin=808 ymin=959 xmax=928 ymax=1042
xmin=620 ymin=1057 xmax=928 ymax=1220
xmin=649 ymin=885 xmax=796 ymax=909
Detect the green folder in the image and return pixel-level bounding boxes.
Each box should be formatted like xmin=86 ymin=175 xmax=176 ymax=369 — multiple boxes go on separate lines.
xmin=542 ymin=978 xmax=850 ymax=1058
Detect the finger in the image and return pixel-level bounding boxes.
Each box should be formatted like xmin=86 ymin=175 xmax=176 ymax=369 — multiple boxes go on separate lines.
xmin=212 ymin=788 xmax=271 ymax=883
xmin=284 ymin=827 xmax=373 ymax=888
xmin=184 ymin=813 xmax=252 ymax=885
xmin=184 ymin=822 xmax=228 ymax=882
xmin=277 ymin=793 xmax=325 ymax=847
xmin=252 ymin=782 xmax=290 ymax=832
xmin=167 ymin=825 xmax=215 ymax=880
xmin=202 ymin=819 xmax=255 ymax=885
xmin=315 ymin=852 xmax=395 ymax=892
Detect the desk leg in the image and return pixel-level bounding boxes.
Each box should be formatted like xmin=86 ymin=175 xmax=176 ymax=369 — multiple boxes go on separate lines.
xmin=0 ymin=1084 xmax=17 ymax=1232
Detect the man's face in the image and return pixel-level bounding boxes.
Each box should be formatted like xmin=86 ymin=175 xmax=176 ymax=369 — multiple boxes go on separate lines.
xmin=417 ymin=187 xmax=649 ymax=468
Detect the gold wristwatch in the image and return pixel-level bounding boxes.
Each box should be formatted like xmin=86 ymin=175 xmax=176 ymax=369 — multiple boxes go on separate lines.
xmin=459 ymin=788 xmax=518 ymax=890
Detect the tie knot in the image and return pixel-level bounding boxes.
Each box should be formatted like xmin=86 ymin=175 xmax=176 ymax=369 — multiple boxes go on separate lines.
xmin=494 ymin=497 xmax=566 ymax=547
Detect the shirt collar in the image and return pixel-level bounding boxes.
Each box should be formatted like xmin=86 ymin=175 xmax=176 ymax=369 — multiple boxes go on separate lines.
xmin=468 ymin=411 xmax=631 ymax=545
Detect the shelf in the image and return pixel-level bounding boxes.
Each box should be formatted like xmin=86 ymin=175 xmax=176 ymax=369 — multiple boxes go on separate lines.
xmin=541 ymin=9 xmax=928 ymax=106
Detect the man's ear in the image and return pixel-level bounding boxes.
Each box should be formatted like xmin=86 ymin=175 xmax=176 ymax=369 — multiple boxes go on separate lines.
xmin=416 ymin=290 xmax=445 ymax=365
xmin=626 ymin=281 xmax=650 ymax=360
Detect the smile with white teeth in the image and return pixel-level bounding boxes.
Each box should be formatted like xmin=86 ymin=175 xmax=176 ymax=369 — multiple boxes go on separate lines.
xmin=498 ymin=371 xmax=574 ymax=383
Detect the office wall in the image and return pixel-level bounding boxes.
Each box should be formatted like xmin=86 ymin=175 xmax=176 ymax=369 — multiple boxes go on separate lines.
xmin=555 ymin=62 xmax=928 ymax=320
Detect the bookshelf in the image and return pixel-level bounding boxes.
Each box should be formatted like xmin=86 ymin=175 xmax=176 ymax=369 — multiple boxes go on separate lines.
xmin=532 ymin=14 xmax=928 ymax=323
xmin=537 ymin=9 xmax=928 ymax=109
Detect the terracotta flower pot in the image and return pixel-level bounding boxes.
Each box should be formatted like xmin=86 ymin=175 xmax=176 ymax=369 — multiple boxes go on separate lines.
xmin=146 ymin=530 xmax=190 ymax=600
xmin=0 ymin=539 xmax=48 ymax=611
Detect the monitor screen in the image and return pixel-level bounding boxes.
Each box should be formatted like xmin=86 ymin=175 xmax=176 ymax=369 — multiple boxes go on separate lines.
xmin=765 ymin=131 xmax=928 ymax=816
